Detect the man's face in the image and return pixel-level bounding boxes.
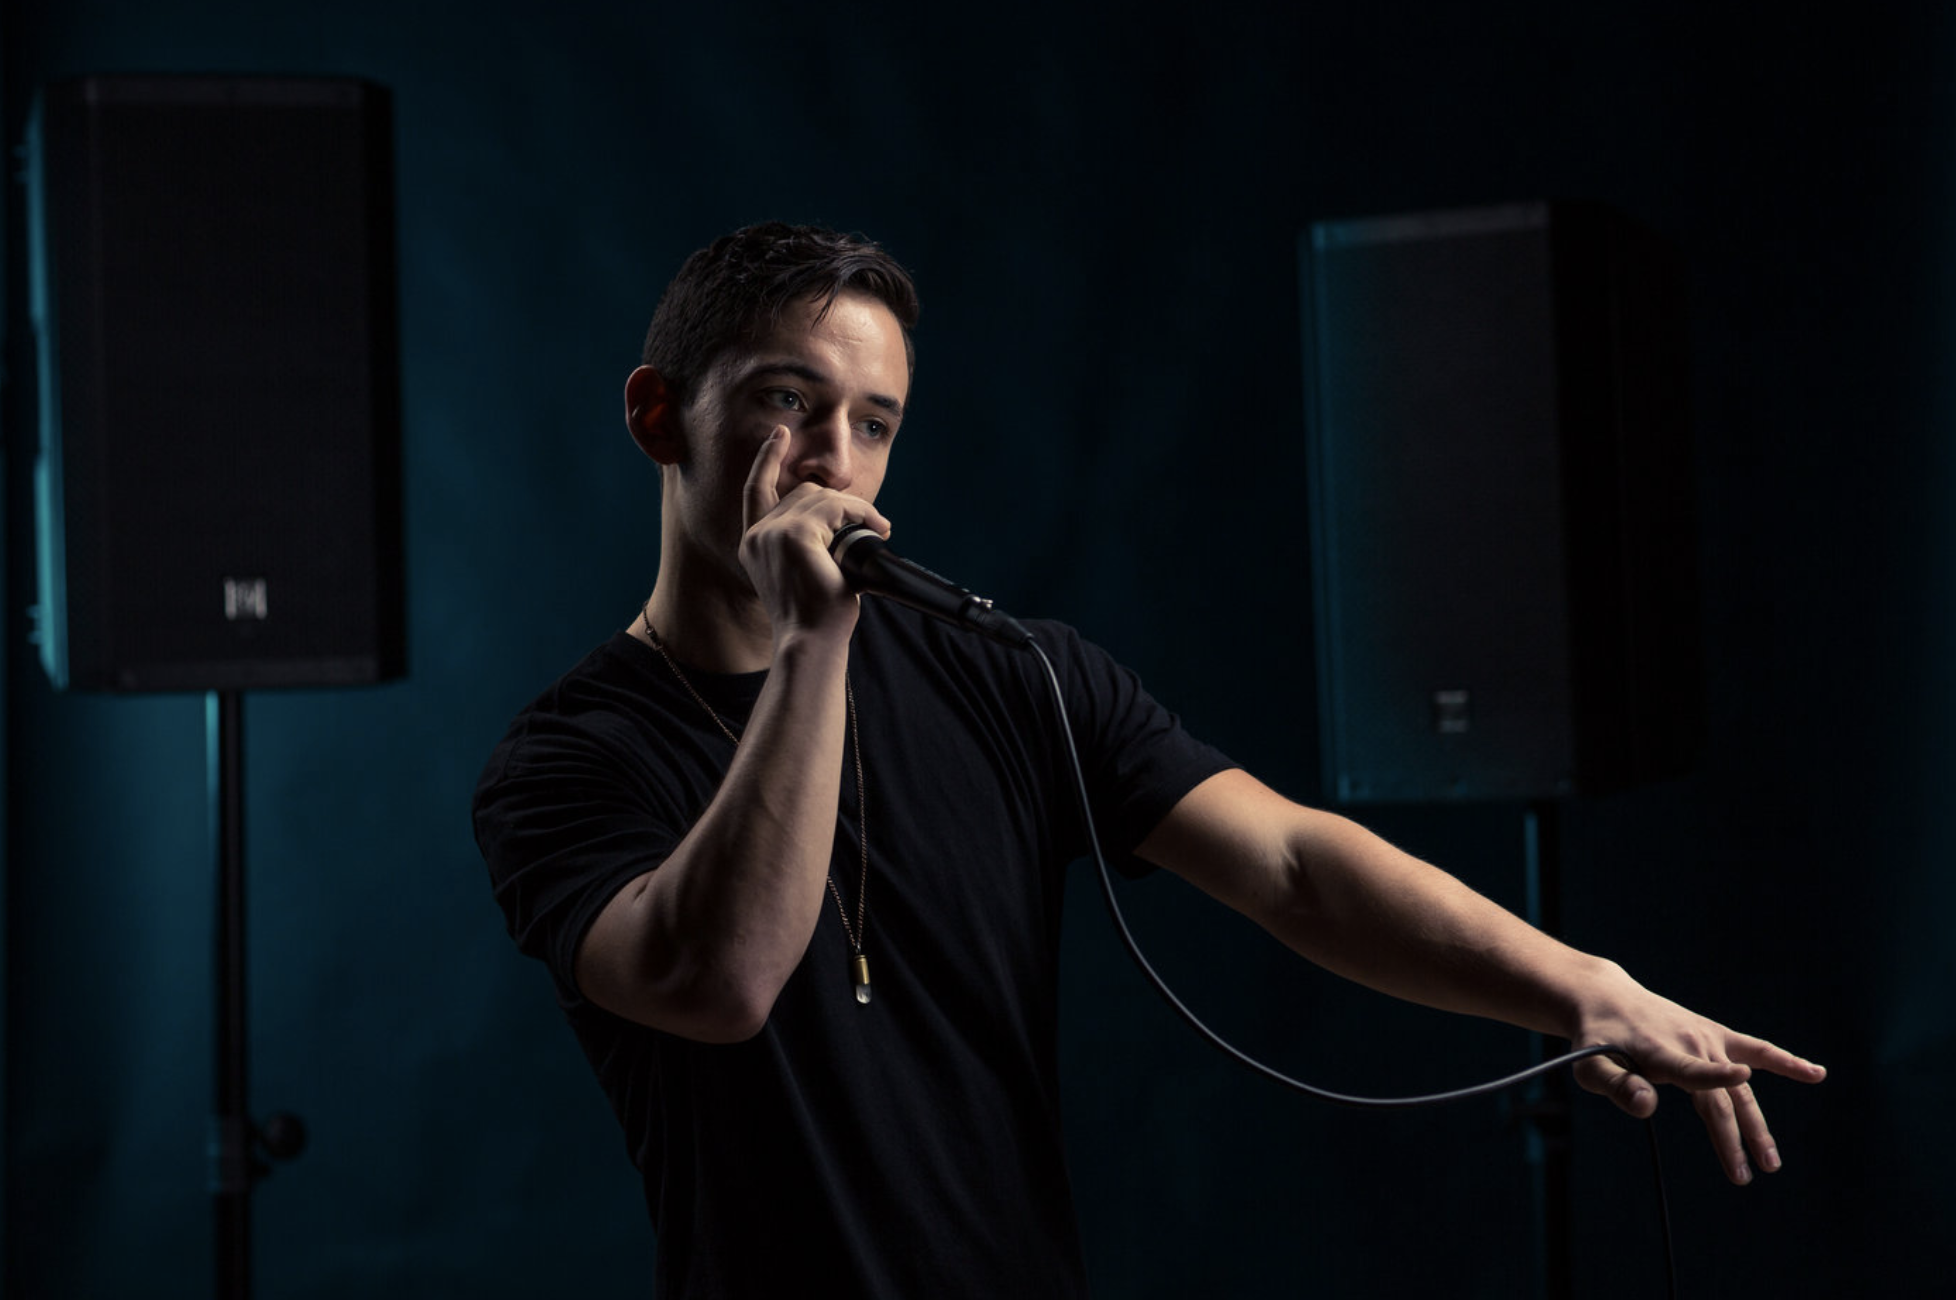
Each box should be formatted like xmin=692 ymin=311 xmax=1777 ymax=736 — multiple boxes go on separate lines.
xmin=669 ymin=291 xmax=911 ymax=564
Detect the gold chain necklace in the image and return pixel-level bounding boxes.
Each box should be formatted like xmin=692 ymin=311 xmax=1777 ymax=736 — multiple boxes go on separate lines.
xmin=639 ymin=605 xmax=874 ymax=1005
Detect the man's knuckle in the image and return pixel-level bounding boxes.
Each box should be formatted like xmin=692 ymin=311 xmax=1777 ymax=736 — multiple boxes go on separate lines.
xmin=1695 ymin=1089 xmax=1734 ymax=1119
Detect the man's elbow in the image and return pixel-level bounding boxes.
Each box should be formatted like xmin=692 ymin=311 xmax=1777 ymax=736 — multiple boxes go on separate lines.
xmin=666 ymin=973 xmax=778 ymax=1043
xmin=579 ymin=949 xmax=785 ymax=1043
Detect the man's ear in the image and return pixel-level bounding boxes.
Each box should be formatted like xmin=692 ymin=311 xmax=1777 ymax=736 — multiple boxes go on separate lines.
xmin=625 ymin=366 xmax=685 ymax=465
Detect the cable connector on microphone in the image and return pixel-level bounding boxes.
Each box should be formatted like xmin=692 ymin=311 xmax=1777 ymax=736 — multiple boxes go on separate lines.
xmin=830 ymin=524 xmax=1033 ymax=648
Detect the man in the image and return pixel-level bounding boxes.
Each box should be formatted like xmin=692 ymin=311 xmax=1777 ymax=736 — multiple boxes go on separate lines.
xmin=474 ymin=222 xmax=1823 ymax=1297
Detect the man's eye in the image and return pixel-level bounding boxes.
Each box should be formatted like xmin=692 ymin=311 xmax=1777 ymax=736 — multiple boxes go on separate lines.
xmin=859 ymin=419 xmax=889 ymax=439
xmin=765 ymin=389 xmax=804 ymax=410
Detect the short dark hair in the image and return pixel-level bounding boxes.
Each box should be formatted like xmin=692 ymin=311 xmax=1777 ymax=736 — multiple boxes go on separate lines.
xmin=640 ymin=222 xmax=920 ymax=410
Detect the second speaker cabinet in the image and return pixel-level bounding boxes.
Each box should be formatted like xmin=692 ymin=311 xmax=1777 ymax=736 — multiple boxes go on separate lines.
xmin=1302 ymin=202 xmax=1701 ymax=803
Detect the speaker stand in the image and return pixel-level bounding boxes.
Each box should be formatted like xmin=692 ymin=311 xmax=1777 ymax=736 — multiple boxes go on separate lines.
xmin=207 ymin=691 xmax=305 ymax=1300
xmin=1518 ymin=801 xmax=1572 ymax=1300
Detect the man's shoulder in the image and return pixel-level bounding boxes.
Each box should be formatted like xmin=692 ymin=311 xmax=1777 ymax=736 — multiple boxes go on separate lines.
xmin=855 ymin=598 xmax=1109 ymax=675
xmin=477 ymin=634 xmax=667 ymax=783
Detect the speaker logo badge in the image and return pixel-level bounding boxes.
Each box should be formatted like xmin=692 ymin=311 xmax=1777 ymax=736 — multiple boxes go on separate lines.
xmin=1431 ymin=688 xmax=1472 ymax=734
xmin=223 ymin=577 xmax=269 ymax=621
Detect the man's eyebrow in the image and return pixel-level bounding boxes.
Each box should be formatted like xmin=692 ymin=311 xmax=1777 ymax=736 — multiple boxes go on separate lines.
xmin=746 ymin=360 xmax=904 ymax=420
xmin=746 ymin=359 xmax=828 ymax=387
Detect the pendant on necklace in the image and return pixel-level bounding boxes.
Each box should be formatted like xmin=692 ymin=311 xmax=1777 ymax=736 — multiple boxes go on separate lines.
xmin=850 ymin=952 xmax=872 ymax=1005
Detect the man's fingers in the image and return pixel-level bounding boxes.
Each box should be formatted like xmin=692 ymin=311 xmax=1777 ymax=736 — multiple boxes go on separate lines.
xmin=1567 ymin=997 xmax=1822 ymax=1186
xmin=1574 ymin=1041 xmax=1752 ymax=1115
xmin=1579 ymin=1038 xmax=1809 ymax=1186
xmin=1728 ymin=1080 xmax=1781 ymax=1175
xmin=1730 ymin=1037 xmax=1828 ymax=1085
xmin=1693 ymin=1081 xmax=1780 ymax=1185
xmin=1573 ymin=1053 xmax=1657 ymax=1118
xmin=1659 ymin=1052 xmax=1752 ymax=1092
xmin=743 ymin=427 xmax=790 ymax=529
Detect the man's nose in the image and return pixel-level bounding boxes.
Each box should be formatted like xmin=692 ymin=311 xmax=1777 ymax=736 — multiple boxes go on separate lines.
xmin=786 ymin=411 xmax=852 ymax=490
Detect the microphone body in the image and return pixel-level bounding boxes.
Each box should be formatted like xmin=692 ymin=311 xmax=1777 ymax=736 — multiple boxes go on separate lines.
xmin=830 ymin=525 xmax=1033 ymax=648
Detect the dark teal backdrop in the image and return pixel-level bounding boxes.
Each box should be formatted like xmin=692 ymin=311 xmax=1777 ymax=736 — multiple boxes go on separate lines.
xmin=4 ymin=3 xmax=1950 ymax=1296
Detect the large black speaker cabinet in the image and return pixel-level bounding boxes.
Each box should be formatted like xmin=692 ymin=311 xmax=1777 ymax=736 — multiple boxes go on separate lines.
xmin=1301 ymin=202 xmax=1702 ymax=803
xmin=28 ymin=75 xmax=403 ymax=692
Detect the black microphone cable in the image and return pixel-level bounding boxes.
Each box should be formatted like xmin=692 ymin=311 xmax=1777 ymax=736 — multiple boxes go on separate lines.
xmin=1021 ymin=634 xmax=1679 ymax=1299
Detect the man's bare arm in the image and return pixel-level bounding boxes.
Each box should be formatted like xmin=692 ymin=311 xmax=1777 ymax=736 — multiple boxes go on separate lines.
xmin=1137 ymin=769 xmax=1826 ymax=1184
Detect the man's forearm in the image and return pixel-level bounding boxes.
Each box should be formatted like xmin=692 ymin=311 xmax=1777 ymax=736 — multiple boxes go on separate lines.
xmin=575 ymin=628 xmax=854 ymax=1040
xmin=1141 ymin=770 xmax=1613 ymax=1040
xmin=1263 ymin=810 xmax=1613 ymax=1039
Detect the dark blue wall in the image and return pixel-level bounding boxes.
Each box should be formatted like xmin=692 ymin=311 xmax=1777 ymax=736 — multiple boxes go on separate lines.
xmin=5 ymin=3 xmax=1951 ymax=1296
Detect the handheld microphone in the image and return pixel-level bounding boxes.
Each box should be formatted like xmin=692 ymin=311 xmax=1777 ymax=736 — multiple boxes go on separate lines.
xmin=830 ymin=524 xmax=1033 ymax=648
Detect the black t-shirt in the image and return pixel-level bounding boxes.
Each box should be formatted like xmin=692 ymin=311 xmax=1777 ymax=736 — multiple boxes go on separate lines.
xmin=474 ymin=600 xmax=1235 ymax=1298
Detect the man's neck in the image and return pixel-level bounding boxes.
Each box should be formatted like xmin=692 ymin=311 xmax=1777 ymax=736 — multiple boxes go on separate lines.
xmin=636 ymin=562 xmax=776 ymax=675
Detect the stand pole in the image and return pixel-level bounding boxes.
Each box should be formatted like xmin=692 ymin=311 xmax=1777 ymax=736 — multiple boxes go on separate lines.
xmin=210 ymin=690 xmax=251 ymax=1300
xmin=1521 ymin=801 xmax=1571 ymax=1300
